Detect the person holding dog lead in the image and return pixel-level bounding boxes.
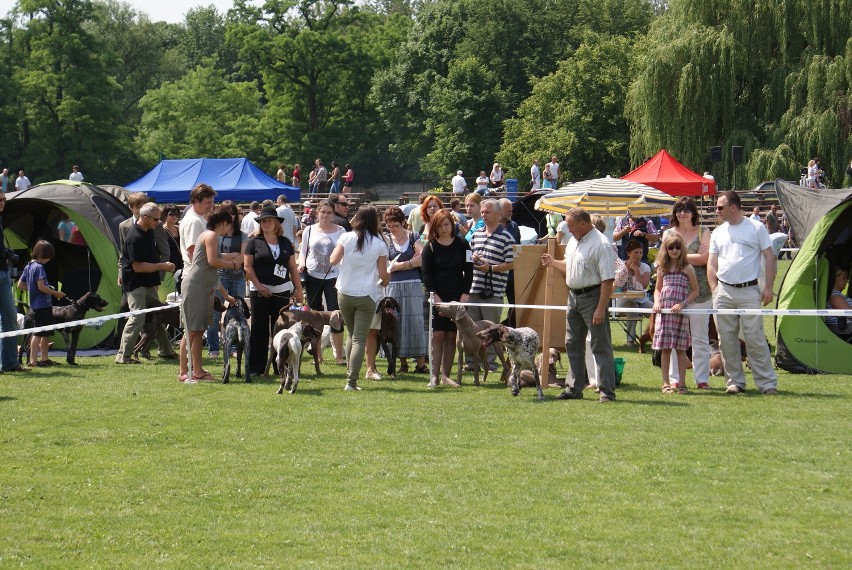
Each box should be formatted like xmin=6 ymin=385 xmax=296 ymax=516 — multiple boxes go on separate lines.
xmin=244 ymin=206 xmax=303 ymax=377
xmin=178 ymin=208 xmax=239 ymax=383
xmin=17 ymin=240 xmax=65 ymax=367
xmin=330 ymin=205 xmax=389 ymax=391
xmin=466 ymin=198 xmax=514 ymax=372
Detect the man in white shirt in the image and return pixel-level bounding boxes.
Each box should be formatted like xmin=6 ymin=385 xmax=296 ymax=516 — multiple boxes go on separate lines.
xmin=541 ymin=207 xmax=617 ymax=403
xmin=749 ymin=207 xmax=761 ymax=222
xmin=530 ymin=159 xmax=541 ymax=190
xmin=451 ymin=170 xmax=467 ymax=195
xmin=241 ymin=201 xmax=261 ymax=235
xmin=15 ymin=170 xmax=30 ymax=191
xmin=69 ymin=165 xmax=84 ymax=182
xmin=543 ymin=156 xmax=560 ymax=189
xmin=275 ymin=194 xmax=299 ymax=248
xmin=475 ymin=171 xmax=489 ymax=195
xmin=708 ymin=191 xmax=778 ymax=395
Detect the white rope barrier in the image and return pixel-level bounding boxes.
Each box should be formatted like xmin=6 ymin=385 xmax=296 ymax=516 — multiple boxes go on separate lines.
xmin=0 ymin=302 xmax=179 ymax=340
xmin=432 ymin=300 xmax=852 ymax=317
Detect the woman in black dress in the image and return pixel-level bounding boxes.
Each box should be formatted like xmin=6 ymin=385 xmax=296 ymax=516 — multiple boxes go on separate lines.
xmin=421 ymin=208 xmax=473 ymax=388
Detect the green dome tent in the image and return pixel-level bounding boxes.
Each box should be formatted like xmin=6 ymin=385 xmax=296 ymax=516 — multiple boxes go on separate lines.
xmin=775 ymin=180 xmax=852 ymax=374
xmin=5 ymin=181 xmax=130 ymax=349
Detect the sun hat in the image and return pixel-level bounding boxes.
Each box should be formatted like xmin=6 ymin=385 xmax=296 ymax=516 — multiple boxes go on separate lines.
xmin=256 ymin=205 xmax=284 ymax=223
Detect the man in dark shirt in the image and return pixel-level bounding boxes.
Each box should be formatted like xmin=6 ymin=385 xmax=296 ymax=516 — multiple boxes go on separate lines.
xmin=0 ymin=190 xmax=26 ymax=372
xmin=330 ymin=195 xmax=352 ymax=231
xmin=115 ymin=203 xmax=175 ymax=364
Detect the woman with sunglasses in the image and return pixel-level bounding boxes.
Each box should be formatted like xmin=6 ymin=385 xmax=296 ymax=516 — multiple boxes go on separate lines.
xmin=662 ymin=197 xmax=712 ymax=390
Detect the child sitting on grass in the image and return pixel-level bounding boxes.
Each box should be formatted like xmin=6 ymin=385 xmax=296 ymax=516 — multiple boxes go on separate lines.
xmin=17 ymin=240 xmax=65 ymax=367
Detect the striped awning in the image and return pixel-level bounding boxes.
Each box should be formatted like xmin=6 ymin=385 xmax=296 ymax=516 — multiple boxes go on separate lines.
xmin=535 ymin=176 xmax=677 ymax=216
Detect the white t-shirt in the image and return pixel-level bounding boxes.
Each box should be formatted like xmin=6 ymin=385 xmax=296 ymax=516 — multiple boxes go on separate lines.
xmin=530 ymin=164 xmax=541 ymax=189
xmin=451 ymin=174 xmax=467 ymax=194
xmin=276 ymin=205 xmax=298 ymax=246
xmin=556 ymin=220 xmax=573 ymax=245
xmin=179 ymin=208 xmax=207 ymax=266
xmin=626 ymin=262 xmax=651 ymax=292
xmin=303 ymin=224 xmax=345 ymax=279
xmin=69 ymin=171 xmax=84 ymax=182
xmin=476 ymin=176 xmax=489 ymax=191
xmin=241 ymin=211 xmax=259 ymax=236
xmin=15 ymin=176 xmax=30 ymax=191
xmin=335 ymin=232 xmax=388 ymax=302
xmin=546 ymin=162 xmax=559 ymax=184
xmin=709 ymin=217 xmax=772 ymax=284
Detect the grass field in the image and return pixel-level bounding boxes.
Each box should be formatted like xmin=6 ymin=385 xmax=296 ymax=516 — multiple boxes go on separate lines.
xmin=2 ymin=261 xmax=850 ymax=568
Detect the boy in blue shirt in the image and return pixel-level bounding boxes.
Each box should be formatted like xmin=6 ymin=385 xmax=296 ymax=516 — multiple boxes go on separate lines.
xmin=17 ymin=240 xmax=65 ymax=367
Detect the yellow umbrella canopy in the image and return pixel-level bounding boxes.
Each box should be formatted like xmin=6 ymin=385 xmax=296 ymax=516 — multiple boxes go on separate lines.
xmin=535 ymin=176 xmax=678 ymax=216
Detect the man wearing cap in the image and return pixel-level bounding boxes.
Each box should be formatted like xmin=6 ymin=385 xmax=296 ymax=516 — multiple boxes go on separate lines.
xmin=541 ymin=207 xmax=617 ymax=403
xmin=451 ymin=170 xmax=467 ymax=195
xmin=330 ymin=195 xmax=352 ymax=231
xmin=708 ymin=190 xmax=778 ymax=395
xmin=116 ymin=203 xmax=176 ymax=364
xmin=275 ymin=194 xmax=299 ymax=247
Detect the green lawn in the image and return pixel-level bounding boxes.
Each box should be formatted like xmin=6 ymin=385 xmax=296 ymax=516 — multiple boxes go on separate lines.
xmin=2 ymin=260 xmax=849 ymax=568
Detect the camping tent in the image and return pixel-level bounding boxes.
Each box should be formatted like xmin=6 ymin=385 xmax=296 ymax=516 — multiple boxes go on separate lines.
xmin=774 ymin=179 xmax=852 ymax=374
xmin=622 ymin=149 xmax=716 ymax=196
xmin=125 ymin=158 xmax=300 ymax=203
xmin=5 ymin=181 xmax=131 ymax=349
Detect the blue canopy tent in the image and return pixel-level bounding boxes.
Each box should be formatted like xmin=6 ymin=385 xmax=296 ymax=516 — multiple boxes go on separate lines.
xmin=125 ymin=158 xmax=300 ymax=203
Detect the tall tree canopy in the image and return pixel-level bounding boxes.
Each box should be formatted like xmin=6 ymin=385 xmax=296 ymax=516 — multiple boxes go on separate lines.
xmin=14 ymin=0 xmax=123 ymax=181
xmin=627 ymin=0 xmax=852 ymax=188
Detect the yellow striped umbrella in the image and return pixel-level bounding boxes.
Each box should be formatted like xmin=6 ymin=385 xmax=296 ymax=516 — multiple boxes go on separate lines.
xmin=535 ymin=176 xmax=677 ymax=216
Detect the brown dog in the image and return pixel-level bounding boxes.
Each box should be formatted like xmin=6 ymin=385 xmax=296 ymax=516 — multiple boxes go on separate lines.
xmin=519 ymin=348 xmax=563 ymax=388
xmin=435 ymin=303 xmax=509 ymax=386
xmin=375 ymin=297 xmax=401 ymax=378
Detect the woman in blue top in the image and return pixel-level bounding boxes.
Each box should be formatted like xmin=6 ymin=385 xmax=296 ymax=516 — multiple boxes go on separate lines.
xmin=18 ymin=240 xmax=65 ymax=367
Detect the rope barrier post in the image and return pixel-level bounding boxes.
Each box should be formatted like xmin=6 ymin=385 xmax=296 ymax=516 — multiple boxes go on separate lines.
xmin=539 ymin=238 xmax=556 ymax=391
xmin=428 ymin=292 xmax=434 ymax=382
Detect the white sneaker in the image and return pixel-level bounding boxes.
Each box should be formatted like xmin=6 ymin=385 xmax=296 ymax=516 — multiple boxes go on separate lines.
xmin=344 ymin=384 xmax=362 ymax=391
xmin=208 ymin=351 xmax=219 ymax=358
xmin=365 ymin=371 xmax=382 ymax=381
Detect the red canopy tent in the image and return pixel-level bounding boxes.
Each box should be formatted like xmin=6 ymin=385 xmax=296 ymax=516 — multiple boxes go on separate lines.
xmin=622 ymin=149 xmax=716 ymax=196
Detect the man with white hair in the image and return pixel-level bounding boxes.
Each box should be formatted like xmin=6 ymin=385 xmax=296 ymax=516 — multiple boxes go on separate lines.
xmin=451 ymin=170 xmax=467 ymax=195
xmin=115 ymin=203 xmax=176 ymax=364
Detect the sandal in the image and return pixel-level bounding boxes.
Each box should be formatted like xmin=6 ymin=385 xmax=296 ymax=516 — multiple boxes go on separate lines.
xmin=399 ymin=363 xmax=409 ymax=373
xmin=413 ymin=365 xmax=430 ymax=374
xmin=192 ymin=371 xmax=216 ymax=382
xmin=43 ymin=359 xmax=61 ymax=366
xmin=661 ymin=384 xmax=673 ymax=394
xmin=677 ymin=384 xmax=688 ymax=395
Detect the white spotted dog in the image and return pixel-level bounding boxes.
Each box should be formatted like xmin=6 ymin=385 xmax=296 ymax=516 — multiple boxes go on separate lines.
xmin=477 ymin=323 xmax=543 ymax=400
xmin=274 ymin=322 xmax=304 ymax=394
xmin=221 ymin=298 xmax=251 ymax=384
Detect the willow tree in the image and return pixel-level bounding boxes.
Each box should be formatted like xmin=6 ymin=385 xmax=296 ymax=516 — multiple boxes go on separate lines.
xmin=626 ymin=0 xmax=852 ymax=188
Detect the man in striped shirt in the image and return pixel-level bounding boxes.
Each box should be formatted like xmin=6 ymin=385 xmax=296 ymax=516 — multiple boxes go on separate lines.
xmin=467 ymin=198 xmax=515 ymax=371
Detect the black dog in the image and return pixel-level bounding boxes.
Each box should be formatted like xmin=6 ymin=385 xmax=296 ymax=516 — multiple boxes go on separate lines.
xmin=222 ymin=298 xmax=251 ymax=384
xmin=19 ymin=292 xmax=109 ymax=365
xmin=375 ymin=296 xmax=401 ymax=378
xmin=132 ymin=300 xmax=181 ymax=359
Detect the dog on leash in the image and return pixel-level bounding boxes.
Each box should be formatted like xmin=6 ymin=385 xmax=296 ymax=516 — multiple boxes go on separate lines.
xmin=273 ymin=322 xmax=305 ymax=394
xmin=435 ymin=303 xmax=509 ymax=386
xmin=221 ymin=298 xmax=252 ymax=383
xmin=19 ymin=291 xmax=109 ymax=365
xmin=477 ymin=323 xmax=544 ymax=400
xmin=519 ymin=348 xmax=563 ymax=388
xmin=375 ymin=297 xmax=400 ymax=377
xmin=271 ymin=309 xmax=342 ymax=375
xmin=132 ymin=300 xmax=181 ymax=360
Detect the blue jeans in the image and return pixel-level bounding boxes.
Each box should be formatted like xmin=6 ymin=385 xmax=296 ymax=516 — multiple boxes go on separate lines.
xmin=0 ymin=269 xmax=19 ymax=370
xmin=206 ymin=275 xmax=246 ymax=353
xmin=330 ymin=179 xmax=341 ymax=193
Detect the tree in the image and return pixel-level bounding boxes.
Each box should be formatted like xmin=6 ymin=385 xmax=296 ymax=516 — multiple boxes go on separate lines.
xmin=626 ymin=0 xmax=852 ymax=188
xmin=497 ymin=34 xmax=634 ymax=185
xmin=14 ymin=0 xmax=123 ymax=182
xmin=135 ymin=64 xmax=264 ymax=163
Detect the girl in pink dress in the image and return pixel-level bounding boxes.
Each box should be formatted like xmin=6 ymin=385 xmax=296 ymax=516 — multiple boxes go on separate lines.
xmin=653 ymin=233 xmax=699 ymax=394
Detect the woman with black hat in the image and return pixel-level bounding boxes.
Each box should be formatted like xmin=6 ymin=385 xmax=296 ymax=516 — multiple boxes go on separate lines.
xmin=244 ymin=206 xmax=304 ymax=375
